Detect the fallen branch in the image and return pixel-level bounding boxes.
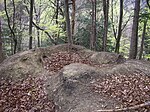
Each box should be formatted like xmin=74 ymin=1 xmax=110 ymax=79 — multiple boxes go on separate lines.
xmin=96 ymin=101 xmax=150 ymax=112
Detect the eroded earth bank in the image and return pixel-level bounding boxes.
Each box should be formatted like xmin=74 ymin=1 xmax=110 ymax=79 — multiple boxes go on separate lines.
xmin=0 ymin=44 xmax=150 ymax=112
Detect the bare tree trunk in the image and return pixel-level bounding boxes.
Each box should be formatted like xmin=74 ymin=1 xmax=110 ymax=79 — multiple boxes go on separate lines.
xmin=102 ymin=0 xmax=109 ymax=51
xmin=29 ymin=0 xmax=34 ymax=49
xmin=56 ymin=0 xmax=59 ymax=25
xmin=90 ymin=0 xmax=96 ymax=50
xmin=4 ymin=0 xmax=17 ymax=54
xmin=71 ymin=0 xmax=75 ymax=42
xmin=64 ymin=0 xmax=73 ymax=49
xmin=111 ymin=0 xmax=117 ymax=40
xmin=129 ymin=0 xmax=140 ymax=59
xmin=18 ymin=1 xmax=23 ymax=51
xmin=115 ymin=0 xmax=123 ymax=53
xmin=55 ymin=0 xmax=60 ymax=42
xmin=139 ymin=20 xmax=147 ymax=60
xmin=0 ymin=19 xmax=3 ymax=63
xmin=35 ymin=0 xmax=41 ymax=47
xmin=24 ymin=2 xmax=57 ymax=45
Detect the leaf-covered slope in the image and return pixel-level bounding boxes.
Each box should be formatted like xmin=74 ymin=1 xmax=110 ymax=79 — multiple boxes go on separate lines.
xmin=0 ymin=44 xmax=150 ymax=112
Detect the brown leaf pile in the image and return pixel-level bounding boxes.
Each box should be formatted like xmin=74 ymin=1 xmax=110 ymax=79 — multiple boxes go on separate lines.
xmin=42 ymin=51 xmax=106 ymax=72
xmin=0 ymin=75 xmax=55 ymax=112
xmin=91 ymin=71 xmax=150 ymax=111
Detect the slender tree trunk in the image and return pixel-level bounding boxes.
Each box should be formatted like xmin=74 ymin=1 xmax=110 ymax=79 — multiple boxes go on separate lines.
xmin=115 ymin=0 xmax=123 ymax=53
xmin=12 ymin=0 xmax=15 ymax=31
xmin=12 ymin=0 xmax=17 ymax=53
xmin=56 ymin=0 xmax=60 ymax=42
xmin=18 ymin=2 xmax=23 ymax=51
xmin=18 ymin=15 xmax=22 ymax=52
xmin=71 ymin=0 xmax=75 ymax=42
xmin=139 ymin=20 xmax=147 ymax=60
xmin=129 ymin=0 xmax=140 ymax=59
xmin=0 ymin=19 xmax=3 ymax=63
xmin=64 ymin=0 xmax=73 ymax=49
xmin=35 ymin=0 xmax=41 ymax=47
xmin=29 ymin=0 xmax=34 ymax=49
xmin=111 ymin=0 xmax=117 ymax=40
xmin=24 ymin=1 xmax=57 ymax=45
xmin=102 ymin=0 xmax=109 ymax=51
xmin=90 ymin=0 xmax=96 ymax=50
xmin=37 ymin=28 xmax=40 ymax=47
xmin=4 ymin=0 xmax=17 ymax=54
xmin=56 ymin=0 xmax=59 ymax=25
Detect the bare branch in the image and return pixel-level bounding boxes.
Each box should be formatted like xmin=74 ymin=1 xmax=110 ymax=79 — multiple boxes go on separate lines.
xmin=121 ymin=14 xmax=132 ymax=32
xmin=4 ymin=0 xmax=17 ymax=54
xmin=24 ymin=2 xmax=57 ymax=45
xmin=96 ymin=101 xmax=150 ymax=112
xmin=147 ymin=0 xmax=150 ymax=9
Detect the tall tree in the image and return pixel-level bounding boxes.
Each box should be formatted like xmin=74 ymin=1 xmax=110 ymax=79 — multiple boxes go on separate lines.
xmin=29 ymin=0 xmax=34 ymax=49
xmin=115 ymin=0 xmax=123 ymax=53
xmin=129 ymin=0 xmax=141 ymax=59
xmin=64 ymin=0 xmax=73 ymax=49
xmin=139 ymin=20 xmax=147 ymax=60
xmin=102 ymin=0 xmax=109 ymax=51
xmin=55 ymin=0 xmax=59 ymax=41
xmin=4 ymin=0 xmax=17 ymax=54
xmin=71 ymin=0 xmax=76 ymax=42
xmin=0 ymin=19 xmax=3 ymax=63
xmin=24 ymin=1 xmax=57 ymax=45
xmin=111 ymin=0 xmax=117 ymax=40
xmin=34 ymin=0 xmax=41 ymax=47
xmin=90 ymin=0 xmax=96 ymax=50
xmin=56 ymin=0 xmax=59 ymax=25
xmin=18 ymin=1 xmax=23 ymax=51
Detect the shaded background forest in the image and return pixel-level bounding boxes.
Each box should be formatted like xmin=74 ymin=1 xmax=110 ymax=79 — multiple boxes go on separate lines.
xmin=0 ymin=0 xmax=150 ymax=62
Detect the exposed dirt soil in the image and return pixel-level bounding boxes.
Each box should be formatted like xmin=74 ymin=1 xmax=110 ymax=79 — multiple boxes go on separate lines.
xmin=0 ymin=44 xmax=150 ymax=112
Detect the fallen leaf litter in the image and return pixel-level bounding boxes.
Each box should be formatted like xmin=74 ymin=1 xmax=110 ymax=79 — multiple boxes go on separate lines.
xmin=42 ymin=51 xmax=107 ymax=72
xmin=91 ymin=71 xmax=150 ymax=111
xmin=1 ymin=51 xmax=150 ymax=111
xmin=0 ymin=75 xmax=55 ymax=112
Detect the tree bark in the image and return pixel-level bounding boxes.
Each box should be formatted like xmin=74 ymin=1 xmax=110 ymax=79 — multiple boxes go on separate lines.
xmin=102 ymin=0 xmax=109 ymax=51
xmin=29 ymin=0 xmax=34 ymax=49
xmin=111 ymin=0 xmax=117 ymax=40
xmin=71 ymin=0 xmax=75 ymax=42
xmin=129 ymin=0 xmax=140 ymax=59
xmin=56 ymin=0 xmax=59 ymax=25
xmin=139 ymin=20 xmax=147 ymax=60
xmin=90 ymin=0 xmax=96 ymax=50
xmin=0 ymin=19 xmax=3 ymax=63
xmin=56 ymin=0 xmax=60 ymax=42
xmin=115 ymin=0 xmax=123 ymax=53
xmin=18 ymin=4 xmax=22 ymax=51
xmin=35 ymin=0 xmax=41 ymax=47
xmin=64 ymin=0 xmax=73 ymax=49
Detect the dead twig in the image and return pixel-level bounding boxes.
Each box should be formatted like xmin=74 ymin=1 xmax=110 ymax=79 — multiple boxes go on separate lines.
xmin=96 ymin=101 xmax=150 ymax=112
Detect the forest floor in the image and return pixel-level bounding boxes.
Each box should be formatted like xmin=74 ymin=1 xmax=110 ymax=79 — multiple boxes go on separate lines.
xmin=0 ymin=44 xmax=150 ymax=112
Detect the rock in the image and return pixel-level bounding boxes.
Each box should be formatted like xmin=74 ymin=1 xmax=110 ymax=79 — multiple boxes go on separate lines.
xmin=0 ymin=44 xmax=149 ymax=112
xmin=53 ymin=63 xmax=120 ymax=112
xmin=90 ymin=52 xmax=125 ymax=64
